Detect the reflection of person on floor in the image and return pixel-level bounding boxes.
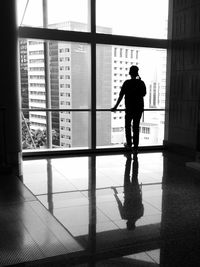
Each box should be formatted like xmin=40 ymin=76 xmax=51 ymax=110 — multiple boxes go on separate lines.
xmin=112 ymin=153 xmax=144 ymax=230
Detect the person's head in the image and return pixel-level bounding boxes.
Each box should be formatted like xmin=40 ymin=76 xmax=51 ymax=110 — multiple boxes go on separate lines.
xmin=129 ymin=65 xmax=139 ymax=78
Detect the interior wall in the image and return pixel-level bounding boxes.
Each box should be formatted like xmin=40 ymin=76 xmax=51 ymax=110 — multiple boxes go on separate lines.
xmin=0 ymin=1 xmax=22 ymax=175
xmin=165 ymin=0 xmax=200 ymax=156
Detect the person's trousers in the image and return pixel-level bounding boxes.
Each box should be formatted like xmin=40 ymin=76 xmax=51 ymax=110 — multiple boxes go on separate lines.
xmin=125 ymin=110 xmax=143 ymax=148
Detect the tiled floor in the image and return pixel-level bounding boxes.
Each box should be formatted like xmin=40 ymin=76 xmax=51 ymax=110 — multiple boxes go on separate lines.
xmin=1 ymin=151 xmax=200 ymax=266
xmin=0 ymin=173 xmax=83 ymax=266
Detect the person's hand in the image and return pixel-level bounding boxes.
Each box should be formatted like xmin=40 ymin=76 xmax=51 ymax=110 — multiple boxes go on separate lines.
xmin=111 ymin=107 xmax=117 ymax=112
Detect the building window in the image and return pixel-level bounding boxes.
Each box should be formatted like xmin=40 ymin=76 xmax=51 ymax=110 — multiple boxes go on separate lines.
xmin=136 ymin=50 xmax=139 ymax=59
xmin=131 ymin=50 xmax=134 ymax=58
xmin=114 ymin=47 xmax=117 ymax=57
xmin=142 ymin=127 xmax=150 ymax=134
xmin=125 ymin=49 xmax=128 ymax=58
xmin=18 ymin=1 xmax=168 ymax=151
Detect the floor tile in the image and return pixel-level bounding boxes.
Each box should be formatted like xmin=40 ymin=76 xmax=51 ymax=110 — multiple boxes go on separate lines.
xmin=146 ymin=249 xmax=160 ymax=264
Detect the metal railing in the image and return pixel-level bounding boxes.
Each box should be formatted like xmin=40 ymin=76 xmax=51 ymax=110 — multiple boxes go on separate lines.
xmin=21 ymin=108 xmax=165 ymax=155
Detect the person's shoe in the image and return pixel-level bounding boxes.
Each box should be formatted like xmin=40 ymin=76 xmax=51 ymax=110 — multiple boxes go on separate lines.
xmin=133 ymin=146 xmax=138 ymax=154
xmin=124 ymin=143 xmax=132 ymax=149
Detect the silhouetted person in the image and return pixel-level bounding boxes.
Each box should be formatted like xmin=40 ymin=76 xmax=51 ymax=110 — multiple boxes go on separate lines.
xmin=112 ymin=153 xmax=144 ymax=230
xmin=111 ymin=65 xmax=146 ymax=151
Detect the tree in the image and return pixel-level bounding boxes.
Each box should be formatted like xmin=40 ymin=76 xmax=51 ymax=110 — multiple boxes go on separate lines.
xmin=22 ymin=118 xmax=59 ymax=149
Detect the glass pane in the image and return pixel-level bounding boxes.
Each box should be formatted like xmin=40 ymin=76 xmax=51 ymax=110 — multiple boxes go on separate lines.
xmin=140 ymin=111 xmax=165 ymax=146
xmin=97 ymin=111 xmax=113 ymax=147
xmin=97 ymin=45 xmax=166 ymax=110
xmin=21 ymin=110 xmax=91 ymax=150
xmin=96 ymin=45 xmax=166 ymax=148
xmin=47 ymin=0 xmax=90 ymax=31
xmin=97 ymin=111 xmax=125 ymax=147
xmin=96 ymin=0 xmax=168 ymax=39
xmin=17 ymin=0 xmax=43 ymax=27
xmin=19 ymin=39 xmax=91 ymax=110
xmin=17 ymin=0 xmax=90 ymax=31
xmin=97 ymin=110 xmax=164 ymax=147
xmin=19 ymin=39 xmax=91 ymax=150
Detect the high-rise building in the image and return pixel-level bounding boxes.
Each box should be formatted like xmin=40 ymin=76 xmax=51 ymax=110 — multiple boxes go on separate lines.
xmin=49 ymin=22 xmax=112 ymax=148
xmin=23 ymin=40 xmax=46 ymax=136
xmin=19 ymin=39 xmax=29 ymax=119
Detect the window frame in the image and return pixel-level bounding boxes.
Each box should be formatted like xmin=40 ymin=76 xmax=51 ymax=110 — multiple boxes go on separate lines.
xmin=18 ymin=0 xmax=169 ymax=156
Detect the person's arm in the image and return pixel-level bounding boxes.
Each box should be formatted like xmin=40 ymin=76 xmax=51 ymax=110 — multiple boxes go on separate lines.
xmin=111 ymin=93 xmax=123 ymax=112
xmin=111 ymin=83 xmax=125 ymax=112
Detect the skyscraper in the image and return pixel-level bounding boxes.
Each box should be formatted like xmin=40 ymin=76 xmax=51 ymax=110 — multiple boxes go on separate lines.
xmin=19 ymin=39 xmax=29 ymax=119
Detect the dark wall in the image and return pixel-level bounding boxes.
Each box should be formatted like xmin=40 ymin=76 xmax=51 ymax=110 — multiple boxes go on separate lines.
xmin=166 ymin=0 xmax=200 ymax=156
xmin=0 ymin=0 xmax=22 ymax=175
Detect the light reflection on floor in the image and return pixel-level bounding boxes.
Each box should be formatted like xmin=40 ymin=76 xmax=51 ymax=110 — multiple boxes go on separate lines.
xmin=22 ymin=152 xmax=163 ymax=265
xmin=3 ymin=151 xmax=200 ymax=266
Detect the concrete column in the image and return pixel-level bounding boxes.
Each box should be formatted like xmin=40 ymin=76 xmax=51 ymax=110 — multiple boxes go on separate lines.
xmin=166 ymin=1 xmax=200 ymax=157
xmin=0 ymin=0 xmax=22 ymax=175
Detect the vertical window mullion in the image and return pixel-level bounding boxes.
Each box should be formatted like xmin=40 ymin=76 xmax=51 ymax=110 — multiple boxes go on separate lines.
xmin=43 ymin=0 xmax=52 ymax=148
xmin=91 ymin=0 xmax=96 ymax=150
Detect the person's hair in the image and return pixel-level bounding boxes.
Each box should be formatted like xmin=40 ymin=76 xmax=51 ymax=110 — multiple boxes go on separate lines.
xmin=129 ymin=65 xmax=141 ymax=79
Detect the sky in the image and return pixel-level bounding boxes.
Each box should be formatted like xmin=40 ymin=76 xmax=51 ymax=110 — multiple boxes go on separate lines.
xmin=17 ymin=0 xmax=169 ymax=39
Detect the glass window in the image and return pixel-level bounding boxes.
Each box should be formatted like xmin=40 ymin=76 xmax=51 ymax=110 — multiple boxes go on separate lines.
xmin=19 ymin=39 xmax=91 ymax=110
xmin=140 ymin=111 xmax=165 ymax=146
xmin=18 ymin=0 xmax=169 ymax=151
xmin=20 ymin=39 xmax=91 ymax=150
xmin=21 ymin=110 xmax=90 ymax=150
xmin=97 ymin=110 xmax=165 ymax=147
xmin=96 ymin=45 xmax=166 ymax=148
xmin=97 ymin=45 xmax=167 ymax=110
xmin=17 ymin=0 xmax=90 ymax=32
xmin=96 ymin=0 xmax=168 ymax=39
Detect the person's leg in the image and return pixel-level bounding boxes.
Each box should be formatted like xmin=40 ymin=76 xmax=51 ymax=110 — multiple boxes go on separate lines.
xmin=132 ymin=111 xmax=143 ymax=149
xmin=131 ymin=153 xmax=138 ymax=183
xmin=124 ymin=154 xmax=132 ymax=188
xmin=125 ymin=113 xmax=132 ymax=147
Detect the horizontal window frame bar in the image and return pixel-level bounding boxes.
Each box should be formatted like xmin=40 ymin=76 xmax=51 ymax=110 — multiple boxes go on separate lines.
xmin=21 ymin=108 xmax=165 ymax=112
xmin=98 ymin=109 xmax=165 ymax=112
xmin=21 ymin=108 xmax=91 ymax=112
xmin=18 ymin=27 xmax=170 ymax=49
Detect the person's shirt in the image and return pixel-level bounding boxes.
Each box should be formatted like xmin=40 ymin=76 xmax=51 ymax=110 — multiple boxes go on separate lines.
xmin=119 ymin=78 xmax=146 ymax=112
